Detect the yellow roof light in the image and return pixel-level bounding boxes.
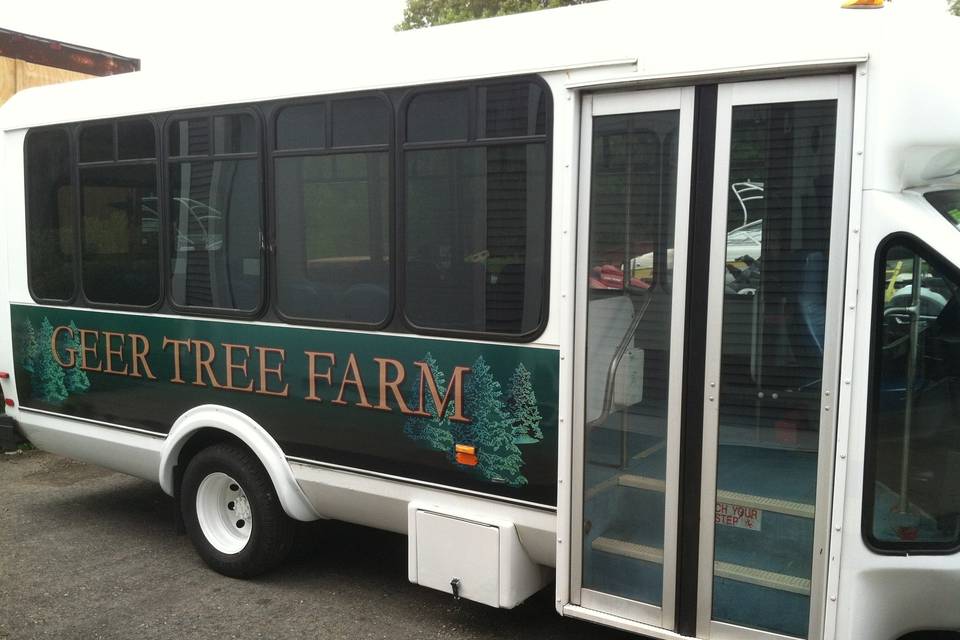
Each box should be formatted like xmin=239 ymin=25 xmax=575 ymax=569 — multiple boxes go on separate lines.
xmin=842 ymin=0 xmax=884 ymax=8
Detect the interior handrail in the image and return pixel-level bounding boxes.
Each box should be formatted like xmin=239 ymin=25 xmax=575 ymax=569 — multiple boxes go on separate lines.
xmin=586 ymin=293 xmax=653 ymax=430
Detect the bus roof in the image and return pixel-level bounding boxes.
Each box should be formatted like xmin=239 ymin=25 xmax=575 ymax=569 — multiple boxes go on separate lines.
xmin=1 ymin=0 xmax=958 ymax=191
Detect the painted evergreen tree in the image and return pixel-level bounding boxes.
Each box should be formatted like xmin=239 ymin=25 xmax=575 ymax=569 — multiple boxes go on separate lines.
xmin=403 ymin=352 xmax=454 ymax=454
xmin=21 ymin=319 xmax=38 ymax=374
xmin=464 ymin=356 xmax=527 ymax=486
xmin=62 ymin=321 xmax=90 ymax=394
xmin=504 ymin=363 xmax=543 ymax=445
xmin=33 ymin=318 xmax=68 ymax=404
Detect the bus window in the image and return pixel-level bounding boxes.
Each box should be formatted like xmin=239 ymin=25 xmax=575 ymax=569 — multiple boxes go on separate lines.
xmin=924 ymin=189 xmax=960 ymax=227
xmin=867 ymin=240 xmax=960 ymax=550
xmin=406 ymin=89 xmax=468 ymax=143
xmin=274 ymin=97 xmax=391 ymax=325
xmin=168 ymin=113 xmax=263 ymax=313
xmin=26 ymin=128 xmax=75 ymax=302
xmin=477 ymin=83 xmax=546 ymax=139
xmin=78 ymin=119 xmax=161 ymax=307
xmin=402 ymin=80 xmax=549 ymax=337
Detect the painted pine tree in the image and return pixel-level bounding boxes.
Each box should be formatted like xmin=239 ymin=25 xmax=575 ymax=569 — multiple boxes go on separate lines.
xmin=62 ymin=321 xmax=90 ymax=394
xmin=21 ymin=319 xmax=38 ymax=374
xmin=403 ymin=352 xmax=454 ymax=454
xmin=33 ymin=318 xmax=68 ymax=404
xmin=504 ymin=363 xmax=543 ymax=445
xmin=464 ymin=356 xmax=527 ymax=486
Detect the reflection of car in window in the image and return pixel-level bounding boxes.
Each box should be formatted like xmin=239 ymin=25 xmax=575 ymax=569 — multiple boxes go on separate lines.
xmin=588 ymin=218 xmax=765 ymax=292
xmin=731 ymin=180 xmax=764 ymax=227
xmin=140 ymin=196 xmax=224 ymax=250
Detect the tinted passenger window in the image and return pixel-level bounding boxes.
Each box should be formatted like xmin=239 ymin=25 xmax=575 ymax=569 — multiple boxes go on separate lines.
xmin=79 ymin=123 xmax=113 ymax=163
xmin=168 ymin=114 xmax=262 ymax=312
xmin=867 ymin=241 xmax=960 ymax=549
xmin=332 ymin=98 xmax=389 ymax=147
xmin=80 ymin=165 xmax=160 ymax=305
xmin=274 ymin=97 xmax=391 ymax=324
xmin=118 ymin=119 xmax=156 ymax=160
xmin=478 ymin=83 xmax=546 ymax=138
xmin=169 ymin=118 xmax=210 ymax=157
xmin=406 ymin=90 xmax=468 ymax=142
xmin=26 ymin=129 xmax=75 ymax=301
xmin=78 ymin=119 xmax=161 ymax=307
xmin=403 ymin=81 xmax=549 ymax=336
xmin=276 ymin=104 xmax=325 ymax=150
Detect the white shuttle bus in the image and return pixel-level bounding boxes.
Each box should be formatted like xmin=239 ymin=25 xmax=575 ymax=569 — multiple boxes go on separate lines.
xmin=1 ymin=1 xmax=959 ymax=638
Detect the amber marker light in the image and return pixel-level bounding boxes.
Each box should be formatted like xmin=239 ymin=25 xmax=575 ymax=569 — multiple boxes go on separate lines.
xmin=455 ymin=444 xmax=478 ymax=466
xmin=842 ymin=0 xmax=884 ymax=8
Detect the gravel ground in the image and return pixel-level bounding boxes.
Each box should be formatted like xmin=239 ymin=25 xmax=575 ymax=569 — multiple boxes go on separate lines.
xmin=0 ymin=449 xmax=636 ymax=640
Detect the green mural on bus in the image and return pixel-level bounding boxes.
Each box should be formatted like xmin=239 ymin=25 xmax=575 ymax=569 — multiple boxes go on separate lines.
xmin=11 ymin=305 xmax=560 ymax=503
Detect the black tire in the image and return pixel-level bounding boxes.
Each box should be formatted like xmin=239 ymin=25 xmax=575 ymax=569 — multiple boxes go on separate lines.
xmin=180 ymin=442 xmax=294 ymax=578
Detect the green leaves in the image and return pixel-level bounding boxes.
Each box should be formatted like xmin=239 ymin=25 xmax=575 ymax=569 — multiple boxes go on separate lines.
xmin=951 ymin=0 xmax=960 ymax=16
xmin=395 ymin=0 xmax=601 ymax=30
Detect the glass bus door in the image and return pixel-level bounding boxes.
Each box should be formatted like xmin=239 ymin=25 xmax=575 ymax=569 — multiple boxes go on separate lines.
xmin=572 ymin=87 xmax=695 ymax=629
xmin=572 ymin=76 xmax=852 ymax=640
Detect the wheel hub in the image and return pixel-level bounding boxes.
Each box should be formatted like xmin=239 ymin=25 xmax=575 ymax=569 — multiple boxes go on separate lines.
xmin=196 ymin=472 xmax=253 ymax=554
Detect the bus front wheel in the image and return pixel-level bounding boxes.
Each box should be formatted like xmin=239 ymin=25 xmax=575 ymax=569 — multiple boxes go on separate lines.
xmin=180 ymin=441 xmax=294 ymax=577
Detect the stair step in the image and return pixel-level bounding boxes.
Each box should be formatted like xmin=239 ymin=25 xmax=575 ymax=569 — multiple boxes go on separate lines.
xmin=714 ymin=560 xmax=811 ymax=596
xmin=591 ymin=537 xmax=664 ymax=564
xmin=616 ymin=474 xmax=815 ymax=519
xmin=591 ymin=536 xmax=810 ymax=596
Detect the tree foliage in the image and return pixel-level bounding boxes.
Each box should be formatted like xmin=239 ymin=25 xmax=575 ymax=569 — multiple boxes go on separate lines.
xmin=63 ymin=322 xmax=90 ymax=394
xmin=505 ymin=363 xmax=542 ymax=444
xmin=396 ymin=0 xmax=601 ymax=30
xmin=464 ymin=356 xmax=526 ymax=486
xmin=403 ymin=352 xmax=455 ymax=454
xmin=21 ymin=317 xmax=91 ymax=405
xmin=33 ymin=318 xmax=68 ymax=404
xmin=951 ymin=0 xmax=960 ymax=16
xmin=402 ymin=353 xmax=543 ymax=488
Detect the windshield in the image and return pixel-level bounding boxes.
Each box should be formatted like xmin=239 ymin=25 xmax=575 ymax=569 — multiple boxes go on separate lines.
xmin=925 ymin=189 xmax=960 ymax=226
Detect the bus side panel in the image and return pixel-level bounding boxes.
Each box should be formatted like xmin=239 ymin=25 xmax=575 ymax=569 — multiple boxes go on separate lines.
xmin=11 ymin=304 xmax=560 ymax=506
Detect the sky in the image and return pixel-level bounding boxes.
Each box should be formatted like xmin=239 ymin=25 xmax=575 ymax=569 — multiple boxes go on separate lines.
xmin=3 ymin=0 xmax=408 ymax=72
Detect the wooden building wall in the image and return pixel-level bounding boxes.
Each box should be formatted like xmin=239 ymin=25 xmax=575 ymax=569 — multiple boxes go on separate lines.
xmin=0 ymin=56 xmax=95 ymax=107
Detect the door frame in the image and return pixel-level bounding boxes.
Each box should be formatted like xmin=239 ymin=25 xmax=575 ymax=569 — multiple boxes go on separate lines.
xmin=570 ymin=86 xmax=696 ymax=630
xmin=695 ymin=75 xmax=854 ymax=640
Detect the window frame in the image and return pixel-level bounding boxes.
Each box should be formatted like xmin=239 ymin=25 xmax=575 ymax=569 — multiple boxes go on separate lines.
xmin=162 ymin=106 xmax=268 ymax=319
xmin=397 ymin=76 xmax=553 ymax=343
xmin=267 ymin=91 xmax=395 ymax=330
xmin=863 ymin=232 xmax=960 ymax=555
xmin=74 ymin=117 xmax=165 ymax=312
xmin=23 ymin=126 xmax=79 ymax=306
xmin=22 ymin=75 xmax=553 ymax=344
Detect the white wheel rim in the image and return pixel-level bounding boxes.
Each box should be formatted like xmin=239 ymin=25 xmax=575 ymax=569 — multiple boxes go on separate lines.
xmin=196 ymin=472 xmax=252 ymax=554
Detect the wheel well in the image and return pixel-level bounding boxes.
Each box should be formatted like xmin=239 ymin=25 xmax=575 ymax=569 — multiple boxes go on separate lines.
xmin=173 ymin=428 xmax=255 ymax=497
xmin=898 ymin=632 xmax=960 ymax=640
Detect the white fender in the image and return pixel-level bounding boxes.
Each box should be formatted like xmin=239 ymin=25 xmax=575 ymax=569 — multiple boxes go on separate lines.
xmin=158 ymin=404 xmax=320 ymax=522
